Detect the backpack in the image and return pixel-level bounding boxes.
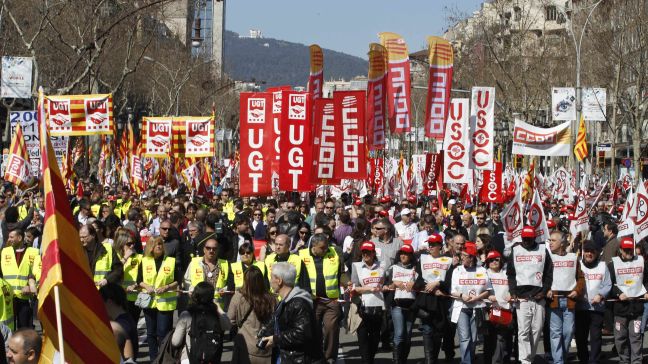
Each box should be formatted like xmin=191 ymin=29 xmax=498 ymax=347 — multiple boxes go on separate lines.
xmin=188 ymin=309 xmax=224 ymax=364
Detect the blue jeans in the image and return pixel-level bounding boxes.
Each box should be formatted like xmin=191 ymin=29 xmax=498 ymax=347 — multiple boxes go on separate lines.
xmin=641 ymin=302 xmax=648 ymax=333
xmin=457 ymin=308 xmax=477 ymax=364
xmin=549 ymin=297 xmax=575 ymax=364
xmin=143 ymin=308 xmax=174 ymax=360
xmin=391 ymin=306 xmax=415 ymax=347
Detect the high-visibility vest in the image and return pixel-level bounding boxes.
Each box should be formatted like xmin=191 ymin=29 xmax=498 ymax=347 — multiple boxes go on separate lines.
xmin=115 ymin=199 xmax=132 ymax=219
xmin=122 ymin=254 xmax=142 ymax=302
xmin=91 ymin=204 xmax=101 ymax=217
xmin=188 ymin=257 xmax=229 ymax=299
xmin=230 ymin=261 xmax=266 ymax=289
xmin=299 ymin=248 xmax=340 ymax=299
xmin=93 ymin=243 xmax=114 ymax=285
xmin=0 ymin=247 xmax=41 ymax=300
xmin=265 ymin=253 xmax=302 ymax=285
xmin=17 ymin=205 xmax=28 ymax=220
xmin=0 ymin=278 xmax=14 ymax=331
xmin=142 ymin=256 xmax=177 ymax=311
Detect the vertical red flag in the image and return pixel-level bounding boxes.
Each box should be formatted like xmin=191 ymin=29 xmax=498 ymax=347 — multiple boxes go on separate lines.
xmin=425 ymin=36 xmax=454 ymax=139
xmin=3 ymin=123 xmax=32 ymax=189
xmin=310 ymin=98 xmax=340 ymax=185
xmin=423 ymin=152 xmax=443 ymax=196
xmin=480 ymin=161 xmax=503 ymax=203
xmin=308 ymin=45 xmax=324 ymax=100
xmin=279 ymin=91 xmax=313 ymax=191
xmin=268 ymin=86 xmax=291 ymax=177
xmin=36 ymin=88 xmax=121 ymax=363
xmin=333 ymin=90 xmax=367 ymax=180
xmin=239 ymin=92 xmax=273 ymax=196
xmin=366 ymin=43 xmax=387 ymax=150
xmin=379 ymin=32 xmax=412 ymax=134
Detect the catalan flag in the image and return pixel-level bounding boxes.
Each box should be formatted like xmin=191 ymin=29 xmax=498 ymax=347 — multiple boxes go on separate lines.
xmin=574 ymin=115 xmax=589 ymax=161
xmin=3 ymin=123 xmax=32 ymax=189
xmin=521 ymin=158 xmax=535 ymax=203
xmin=36 ymin=88 xmax=121 ymax=364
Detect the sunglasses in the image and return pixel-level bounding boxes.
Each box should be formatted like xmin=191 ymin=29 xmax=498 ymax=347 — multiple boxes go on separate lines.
xmin=269 ymin=231 xmax=278 ymax=235
xmin=373 ymin=227 xmax=386 ymax=230
xmin=160 ymin=227 xmax=169 ymax=231
xmin=254 ymin=213 xmax=262 ymax=216
xmin=204 ymin=246 xmax=217 ymax=251
xmin=325 ymin=206 xmax=334 ymax=209
xmin=299 ymin=230 xmax=309 ymax=234
xmin=241 ymin=251 xmax=253 ymax=255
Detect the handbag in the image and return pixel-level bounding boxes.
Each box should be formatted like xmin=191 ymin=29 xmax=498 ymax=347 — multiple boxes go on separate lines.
xmin=135 ymin=292 xmax=152 ymax=309
xmin=488 ymin=306 xmax=513 ymax=326
xmin=229 ymin=306 xmax=253 ymax=340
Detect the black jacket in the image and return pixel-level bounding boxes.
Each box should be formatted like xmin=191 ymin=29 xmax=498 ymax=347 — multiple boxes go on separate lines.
xmin=272 ymin=287 xmax=323 ymax=364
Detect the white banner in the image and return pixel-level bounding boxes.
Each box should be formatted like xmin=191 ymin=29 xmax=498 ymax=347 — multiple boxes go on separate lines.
xmin=552 ymin=87 xmax=576 ymax=121
xmin=618 ymin=190 xmax=635 ymax=238
xmin=9 ymin=110 xmax=68 ymax=173
xmin=443 ymin=99 xmax=470 ymax=183
xmin=511 ymin=119 xmax=571 ymax=156
xmin=634 ymin=180 xmax=648 ymax=242
xmin=502 ymin=183 xmax=523 ymax=255
xmin=411 ymin=154 xmax=426 ymax=194
xmin=528 ymin=188 xmax=549 ymax=244
xmin=1 ymin=57 xmax=33 ymax=99
xmin=469 ymin=87 xmax=495 ymax=170
xmin=582 ymin=87 xmax=607 ymax=121
xmin=570 ymin=184 xmax=590 ymax=236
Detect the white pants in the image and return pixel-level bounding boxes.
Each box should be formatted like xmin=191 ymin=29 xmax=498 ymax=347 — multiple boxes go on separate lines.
xmin=516 ymin=299 xmax=545 ymax=364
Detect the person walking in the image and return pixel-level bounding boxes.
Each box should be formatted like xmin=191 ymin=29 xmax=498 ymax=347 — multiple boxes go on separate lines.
xmin=113 ymin=227 xmax=142 ymax=323
xmin=484 ymin=249 xmax=514 ymax=364
xmin=385 ymin=244 xmax=417 ymax=363
xmin=228 ymin=266 xmax=275 ymax=364
xmin=229 ymin=243 xmax=267 ymax=290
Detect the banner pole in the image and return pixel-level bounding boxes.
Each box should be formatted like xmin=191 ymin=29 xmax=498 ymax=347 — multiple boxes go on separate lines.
xmin=54 ymin=285 xmax=65 ymax=363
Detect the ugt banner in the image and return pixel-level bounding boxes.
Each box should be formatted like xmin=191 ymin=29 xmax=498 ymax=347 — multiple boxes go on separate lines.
xmin=46 ymin=94 xmax=114 ymax=136
xmin=366 ymin=43 xmax=387 ymax=151
xmin=333 ymin=90 xmax=367 ymax=180
xmin=239 ymin=93 xmax=273 ymax=196
xmin=280 ymin=91 xmax=313 ymax=192
xmin=142 ymin=117 xmax=173 ymax=157
xmin=308 ymin=45 xmax=324 ymax=100
xmin=268 ymin=86 xmax=291 ymax=176
xmin=310 ymin=98 xmax=340 ymax=185
xmin=470 ymin=87 xmax=495 ymax=170
xmin=480 ymin=161 xmax=503 ymax=203
xmin=172 ymin=117 xmax=214 ymax=158
xmin=379 ymin=32 xmax=412 ymax=134
xmin=424 ymin=36 xmax=453 ymax=139
xmin=443 ymin=99 xmax=470 ymax=184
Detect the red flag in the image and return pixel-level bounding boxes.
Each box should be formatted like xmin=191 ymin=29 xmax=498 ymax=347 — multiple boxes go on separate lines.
xmin=379 ymin=32 xmax=412 ymax=134
xmin=279 ymin=91 xmax=313 ymax=192
xmin=333 ymin=90 xmax=367 ymax=180
xmin=239 ymin=92 xmax=273 ymax=196
xmin=308 ymin=45 xmax=324 ymax=100
xmin=366 ymin=43 xmax=387 ymax=150
xmin=423 ymin=152 xmax=443 ymax=196
xmin=310 ymin=98 xmax=341 ymax=185
xmin=480 ymin=162 xmax=503 ymax=203
xmin=37 ymin=88 xmax=121 ymax=363
xmin=424 ymin=36 xmax=453 ymax=139
xmin=268 ymin=86 xmax=291 ymax=176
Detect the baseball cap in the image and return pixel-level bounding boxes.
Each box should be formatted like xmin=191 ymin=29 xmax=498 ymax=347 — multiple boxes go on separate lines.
xmin=547 ymin=220 xmax=557 ymax=229
xmin=486 ymin=250 xmax=502 ymax=261
xmin=378 ymin=210 xmax=389 ymax=217
xmin=560 ymin=206 xmax=568 ymax=213
xmin=354 ymin=198 xmax=363 ymax=206
xmin=521 ymin=226 xmax=536 ymax=238
xmin=464 ymin=241 xmax=477 ymax=256
xmin=431 ymin=206 xmax=439 ymax=212
xmin=400 ymin=208 xmax=412 ymax=216
xmin=448 ymin=199 xmax=457 ymax=205
xmin=399 ymin=244 xmax=414 ymax=254
xmin=361 ymin=241 xmax=376 ymax=252
xmin=583 ymin=241 xmax=599 ymax=252
xmin=427 ymin=234 xmax=443 ymax=245
xmin=568 ymin=213 xmax=576 ymax=221
xmin=620 ymin=237 xmax=634 ymax=250
xmin=379 ymin=196 xmax=391 ymax=204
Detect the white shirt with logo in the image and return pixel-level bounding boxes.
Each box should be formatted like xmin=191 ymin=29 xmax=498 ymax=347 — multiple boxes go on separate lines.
xmin=550 ymin=252 xmax=577 ymax=292
xmin=394 ymin=221 xmax=419 ymax=243
xmin=391 ymin=265 xmax=417 ymax=300
xmin=450 ymin=265 xmax=492 ymax=322
xmin=513 ymin=244 xmax=547 ymax=288
xmin=353 ymin=261 xmax=385 ymax=308
xmin=487 ymin=268 xmax=510 ymax=309
xmin=612 ymin=256 xmax=647 ymax=298
xmin=580 ymin=260 xmax=611 ymax=310
xmin=420 ymin=254 xmax=452 ymax=283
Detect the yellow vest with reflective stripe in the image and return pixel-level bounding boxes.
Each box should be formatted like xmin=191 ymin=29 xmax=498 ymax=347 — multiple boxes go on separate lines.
xmin=188 ymin=257 xmax=229 ymax=301
xmin=230 ymin=261 xmax=266 ymax=289
xmin=0 ymin=279 xmax=14 ymax=331
xmin=17 ymin=205 xmax=28 ymax=220
xmin=0 ymin=247 xmax=41 ymax=300
xmin=142 ymin=256 xmax=177 ymax=311
xmin=264 ymin=253 xmax=302 ymax=285
xmin=299 ymin=247 xmax=340 ymax=299
xmin=93 ymin=243 xmax=113 ymax=285
xmin=91 ymin=204 xmax=101 ymax=217
xmin=115 ymin=199 xmax=132 ymax=219
xmin=122 ymin=254 xmax=142 ymax=302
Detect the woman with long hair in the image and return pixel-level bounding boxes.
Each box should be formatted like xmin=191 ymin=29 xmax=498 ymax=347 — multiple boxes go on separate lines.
xmin=172 ymin=281 xmax=230 ymax=363
xmin=113 ymin=227 xmax=142 ymax=323
xmin=264 ymin=223 xmax=279 ymax=256
xmin=229 ymin=243 xmax=268 ymax=290
xmin=343 ymin=218 xmax=370 ymax=271
xmin=291 ymin=222 xmax=311 ymax=253
xmin=476 ymin=233 xmax=493 ymax=265
xmin=228 ymin=266 xmax=275 ymax=364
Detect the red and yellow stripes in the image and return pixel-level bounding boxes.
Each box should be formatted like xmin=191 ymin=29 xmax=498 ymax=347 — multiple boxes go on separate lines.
xmin=45 ymin=94 xmax=114 ymax=136
xmin=574 ymin=115 xmax=588 ymax=161
xmin=3 ymin=123 xmax=31 ymax=189
xmin=172 ymin=117 xmax=214 ymax=158
xmin=37 ymin=89 xmax=121 ymax=364
xmin=522 ymin=158 xmax=535 ymax=203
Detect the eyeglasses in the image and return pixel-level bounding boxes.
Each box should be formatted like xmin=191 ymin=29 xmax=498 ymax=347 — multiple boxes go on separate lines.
xmin=373 ymin=227 xmax=386 ymax=231
xmin=299 ymin=230 xmax=309 ymax=234
xmin=254 ymin=213 xmax=262 ymax=216
xmin=269 ymin=231 xmax=278 ymax=235
xmin=287 ymin=205 xmax=296 ymax=209
xmin=489 ymin=258 xmax=501 ymax=262
xmin=241 ymin=251 xmax=253 ymax=255
xmin=325 ymin=206 xmax=334 ymax=209
xmin=204 ymin=246 xmax=217 ymax=251
xmin=160 ymin=227 xmax=169 ymax=231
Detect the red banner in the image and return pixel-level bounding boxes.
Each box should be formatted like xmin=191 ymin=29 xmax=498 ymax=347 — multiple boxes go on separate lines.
xmin=368 ymin=157 xmax=384 ymax=196
xmin=311 ymin=98 xmax=340 ymax=185
xmin=308 ymin=45 xmax=324 ymax=100
xmin=480 ymin=161 xmax=503 ymax=203
xmin=240 ymin=93 xmax=273 ymax=196
xmin=366 ymin=43 xmax=387 ymax=151
xmin=379 ymin=32 xmax=412 ymax=134
xmin=470 ymin=87 xmax=495 ymax=170
xmin=423 ymin=153 xmax=443 ymax=196
xmin=280 ymin=91 xmax=312 ymax=191
xmin=425 ymin=37 xmax=453 ymax=139
xmin=333 ymin=91 xmax=367 ymax=180
xmin=268 ymin=86 xmax=291 ymax=176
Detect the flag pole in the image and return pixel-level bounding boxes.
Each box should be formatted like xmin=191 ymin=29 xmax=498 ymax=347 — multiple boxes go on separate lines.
xmin=54 ymin=285 xmax=66 ymax=363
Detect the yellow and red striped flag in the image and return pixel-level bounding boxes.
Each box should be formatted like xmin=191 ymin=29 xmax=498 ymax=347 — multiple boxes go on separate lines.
xmin=3 ymin=123 xmax=32 ymax=189
xmin=521 ymin=158 xmax=535 ymax=203
xmin=36 ymin=88 xmax=120 ymax=364
xmin=574 ymin=115 xmax=589 ymax=161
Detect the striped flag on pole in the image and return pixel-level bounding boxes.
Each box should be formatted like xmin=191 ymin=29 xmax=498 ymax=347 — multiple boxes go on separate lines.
xmin=3 ymin=123 xmax=32 ymax=189
xmin=574 ymin=115 xmax=589 ymax=161
xmin=36 ymin=88 xmax=121 ymax=364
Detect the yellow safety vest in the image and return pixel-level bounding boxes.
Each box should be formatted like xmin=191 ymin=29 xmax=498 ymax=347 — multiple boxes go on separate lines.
xmin=115 ymin=199 xmax=132 ymax=219
xmin=264 ymin=253 xmax=302 ymax=285
xmin=230 ymin=261 xmax=266 ymax=289
xmin=122 ymin=254 xmax=142 ymax=302
xmin=0 ymin=279 xmax=14 ymax=331
xmin=93 ymin=243 xmax=114 ymax=285
xmin=223 ymin=201 xmax=235 ymax=221
xmin=91 ymin=204 xmax=101 ymax=217
xmin=17 ymin=205 xmax=28 ymax=221
xmin=188 ymin=257 xmax=229 ymax=300
xmin=0 ymin=247 xmax=41 ymax=300
xmin=299 ymin=247 xmax=340 ymax=299
xmin=142 ymin=256 xmax=177 ymax=311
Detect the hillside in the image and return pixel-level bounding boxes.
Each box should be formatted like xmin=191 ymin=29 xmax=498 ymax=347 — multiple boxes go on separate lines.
xmin=223 ymin=31 xmax=368 ymax=88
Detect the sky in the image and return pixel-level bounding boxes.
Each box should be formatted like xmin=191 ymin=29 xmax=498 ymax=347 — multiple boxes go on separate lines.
xmin=225 ymin=0 xmax=485 ymax=59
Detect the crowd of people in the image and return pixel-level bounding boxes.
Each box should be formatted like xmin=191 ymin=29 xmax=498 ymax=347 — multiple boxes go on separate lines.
xmin=0 ymin=179 xmax=645 ymax=364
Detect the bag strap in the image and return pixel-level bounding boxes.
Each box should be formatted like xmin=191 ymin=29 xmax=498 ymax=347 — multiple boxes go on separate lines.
xmin=238 ymin=307 xmax=254 ymax=329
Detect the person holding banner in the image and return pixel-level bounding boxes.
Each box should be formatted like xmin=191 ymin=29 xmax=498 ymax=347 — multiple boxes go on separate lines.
xmin=608 ymin=236 xmax=648 ymax=364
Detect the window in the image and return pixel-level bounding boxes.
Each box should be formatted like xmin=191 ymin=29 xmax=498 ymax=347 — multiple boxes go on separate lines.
xmin=546 ymin=5 xmax=557 ymax=21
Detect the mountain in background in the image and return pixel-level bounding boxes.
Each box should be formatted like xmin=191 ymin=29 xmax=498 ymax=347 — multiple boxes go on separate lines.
xmin=223 ymin=30 xmax=368 ymax=88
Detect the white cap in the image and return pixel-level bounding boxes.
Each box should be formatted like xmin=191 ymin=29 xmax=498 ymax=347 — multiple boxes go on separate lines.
xmin=400 ymin=208 xmax=412 ymax=216
xmin=448 ymin=199 xmax=456 ymax=205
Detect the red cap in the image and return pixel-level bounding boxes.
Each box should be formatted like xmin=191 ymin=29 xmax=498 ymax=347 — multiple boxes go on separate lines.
xmin=560 ymin=206 xmax=568 ymax=213
xmin=378 ymin=210 xmax=389 ymax=217
xmin=620 ymin=237 xmax=634 ymax=249
xmin=486 ymin=250 xmax=502 ymax=260
xmin=379 ymin=196 xmax=391 ymax=204
xmin=566 ymin=204 xmax=574 ymax=209
xmin=464 ymin=241 xmax=477 ymax=256
xmin=360 ymin=241 xmax=376 ymax=252
xmin=354 ymin=198 xmax=363 ymax=206
xmin=568 ymin=213 xmax=576 ymax=221
xmin=399 ymin=244 xmax=414 ymax=254
xmin=431 ymin=206 xmax=439 ymax=212
xmin=547 ymin=220 xmax=557 ymax=228
xmin=407 ymin=195 xmax=417 ymax=203
xmin=618 ymin=206 xmax=624 ymax=212
xmin=521 ymin=226 xmax=536 ymax=238
xmin=427 ymin=234 xmax=443 ymax=245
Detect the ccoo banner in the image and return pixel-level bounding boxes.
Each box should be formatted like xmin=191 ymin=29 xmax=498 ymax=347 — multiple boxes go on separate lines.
xmin=280 ymin=91 xmax=313 ymax=191
xmin=379 ymin=32 xmax=412 ymax=134
xmin=308 ymin=45 xmax=324 ymax=100
xmin=443 ymin=99 xmax=470 ymax=184
xmin=469 ymin=87 xmax=495 ymax=170
xmin=511 ymin=119 xmax=571 ymax=156
xmin=424 ymin=36 xmax=453 ymax=139
xmin=239 ymin=92 xmax=273 ymax=196
xmin=333 ymin=90 xmax=367 ymax=180
xmin=366 ymin=43 xmax=388 ymax=151
xmin=311 ymin=98 xmax=340 ymax=185
xmin=46 ymin=94 xmax=114 ymax=136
